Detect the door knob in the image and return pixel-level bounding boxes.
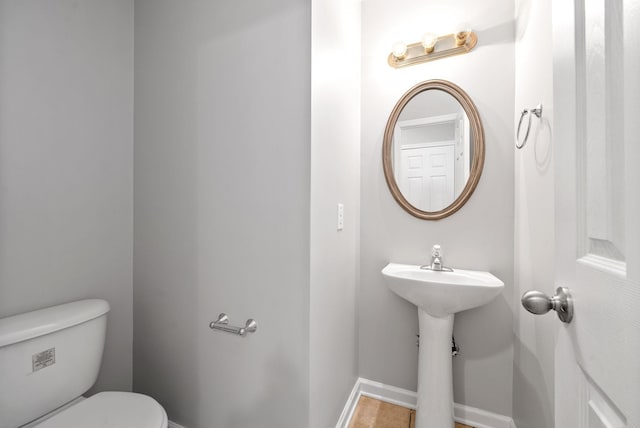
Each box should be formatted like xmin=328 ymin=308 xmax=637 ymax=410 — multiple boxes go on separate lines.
xmin=521 ymin=287 xmax=573 ymax=323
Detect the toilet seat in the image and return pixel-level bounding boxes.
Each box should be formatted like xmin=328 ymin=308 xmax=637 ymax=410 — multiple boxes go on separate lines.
xmin=34 ymin=391 xmax=168 ymax=428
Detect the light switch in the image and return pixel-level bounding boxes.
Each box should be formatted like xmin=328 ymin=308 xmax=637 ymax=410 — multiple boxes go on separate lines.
xmin=337 ymin=203 xmax=344 ymax=231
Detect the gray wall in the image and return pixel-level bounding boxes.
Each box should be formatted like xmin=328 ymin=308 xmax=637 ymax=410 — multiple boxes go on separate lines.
xmin=0 ymin=0 xmax=134 ymax=394
xmin=513 ymin=0 xmax=557 ymax=426
xmin=309 ymin=0 xmax=361 ymax=426
xmin=360 ymin=0 xmax=515 ymax=417
xmin=133 ymin=1 xmax=311 ymax=427
xmin=399 ymin=90 xmax=464 ymax=121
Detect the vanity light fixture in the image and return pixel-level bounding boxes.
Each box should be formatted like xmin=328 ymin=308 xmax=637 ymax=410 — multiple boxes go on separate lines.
xmin=388 ymin=29 xmax=477 ymax=68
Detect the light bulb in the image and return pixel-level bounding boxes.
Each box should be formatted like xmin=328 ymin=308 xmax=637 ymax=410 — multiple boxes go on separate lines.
xmin=421 ymin=33 xmax=437 ymax=53
xmin=392 ymin=42 xmax=408 ymax=60
xmin=455 ymin=23 xmax=472 ymax=46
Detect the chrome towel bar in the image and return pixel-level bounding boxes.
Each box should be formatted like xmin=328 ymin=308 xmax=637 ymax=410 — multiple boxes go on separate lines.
xmin=209 ymin=313 xmax=257 ymax=337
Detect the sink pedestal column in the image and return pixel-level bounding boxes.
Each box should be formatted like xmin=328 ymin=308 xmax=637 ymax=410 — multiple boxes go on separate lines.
xmin=416 ymin=309 xmax=455 ymax=428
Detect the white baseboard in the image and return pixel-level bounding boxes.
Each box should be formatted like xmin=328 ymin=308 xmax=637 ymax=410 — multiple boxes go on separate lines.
xmin=336 ymin=377 xmax=516 ymax=428
xmin=335 ymin=377 xmax=362 ymax=428
xmin=453 ymin=402 xmax=514 ymax=428
xmin=168 ymin=421 xmax=186 ymax=428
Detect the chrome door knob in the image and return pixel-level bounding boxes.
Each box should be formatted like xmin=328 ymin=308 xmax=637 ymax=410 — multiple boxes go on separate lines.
xmin=521 ymin=287 xmax=573 ymax=323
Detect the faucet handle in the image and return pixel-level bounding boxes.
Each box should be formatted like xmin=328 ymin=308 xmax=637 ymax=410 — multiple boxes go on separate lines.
xmin=432 ymin=244 xmax=442 ymax=257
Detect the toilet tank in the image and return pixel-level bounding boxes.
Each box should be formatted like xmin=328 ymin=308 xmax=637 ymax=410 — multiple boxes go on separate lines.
xmin=0 ymin=299 xmax=110 ymax=428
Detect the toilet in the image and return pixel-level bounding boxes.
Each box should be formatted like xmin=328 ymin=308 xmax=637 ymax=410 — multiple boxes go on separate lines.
xmin=0 ymin=299 xmax=167 ymax=428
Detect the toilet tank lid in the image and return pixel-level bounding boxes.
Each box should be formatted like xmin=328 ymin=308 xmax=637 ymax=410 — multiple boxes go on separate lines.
xmin=0 ymin=299 xmax=110 ymax=347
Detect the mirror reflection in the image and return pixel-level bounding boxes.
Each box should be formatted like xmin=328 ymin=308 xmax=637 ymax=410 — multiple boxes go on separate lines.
xmin=391 ymin=90 xmax=473 ymax=212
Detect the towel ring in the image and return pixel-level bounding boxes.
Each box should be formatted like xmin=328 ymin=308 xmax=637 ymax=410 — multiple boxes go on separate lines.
xmin=516 ymin=104 xmax=543 ymax=149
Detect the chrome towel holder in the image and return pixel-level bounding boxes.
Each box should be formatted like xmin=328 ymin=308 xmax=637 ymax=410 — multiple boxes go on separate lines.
xmin=516 ymin=104 xmax=543 ymax=149
xmin=209 ymin=313 xmax=257 ymax=337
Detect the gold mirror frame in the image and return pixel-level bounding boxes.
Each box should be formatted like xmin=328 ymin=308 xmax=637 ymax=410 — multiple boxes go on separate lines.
xmin=383 ymin=79 xmax=485 ymax=220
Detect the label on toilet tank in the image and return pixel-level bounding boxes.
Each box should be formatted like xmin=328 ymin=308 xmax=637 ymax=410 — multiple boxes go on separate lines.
xmin=32 ymin=348 xmax=55 ymax=372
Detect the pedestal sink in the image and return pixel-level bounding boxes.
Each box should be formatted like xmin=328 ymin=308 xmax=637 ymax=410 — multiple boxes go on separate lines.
xmin=382 ymin=263 xmax=504 ymax=428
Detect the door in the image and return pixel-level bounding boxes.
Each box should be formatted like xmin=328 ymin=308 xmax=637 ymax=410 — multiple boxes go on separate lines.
xmin=398 ymin=144 xmax=455 ymax=212
xmin=553 ymin=0 xmax=640 ymax=426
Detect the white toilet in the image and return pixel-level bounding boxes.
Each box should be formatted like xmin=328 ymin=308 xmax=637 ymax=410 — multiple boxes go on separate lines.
xmin=0 ymin=299 xmax=168 ymax=428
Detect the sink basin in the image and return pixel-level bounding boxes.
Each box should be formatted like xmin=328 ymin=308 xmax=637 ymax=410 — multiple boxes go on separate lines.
xmin=381 ymin=262 xmax=504 ymax=428
xmin=382 ymin=263 xmax=504 ymax=317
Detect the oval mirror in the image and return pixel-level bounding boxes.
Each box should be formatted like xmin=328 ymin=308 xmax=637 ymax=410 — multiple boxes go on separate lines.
xmin=383 ymin=80 xmax=485 ymax=220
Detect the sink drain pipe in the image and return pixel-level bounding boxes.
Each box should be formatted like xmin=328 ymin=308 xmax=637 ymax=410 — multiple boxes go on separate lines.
xmin=416 ymin=334 xmax=460 ymax=357
xmin=451 ymin=335 xmax=460 ymax=357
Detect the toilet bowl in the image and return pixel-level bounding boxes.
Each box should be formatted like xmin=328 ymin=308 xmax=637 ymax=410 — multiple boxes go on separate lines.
xmin=0 ymin=299 xmax=168 ymax=428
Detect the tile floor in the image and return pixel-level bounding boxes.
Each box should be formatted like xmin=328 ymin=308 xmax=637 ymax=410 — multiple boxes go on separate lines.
xmin=348 ymin=396 xmax=473 ymax=428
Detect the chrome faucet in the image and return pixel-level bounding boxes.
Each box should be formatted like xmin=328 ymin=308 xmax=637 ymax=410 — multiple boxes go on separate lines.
xmin=421 ymin=244 xmax=453 ymax=272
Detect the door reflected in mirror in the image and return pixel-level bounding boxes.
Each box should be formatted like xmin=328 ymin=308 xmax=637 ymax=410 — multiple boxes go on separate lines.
xmin=383 ymin=80 xmax=485 ymax=220
xmin=393 ymin=90 xmax=472 ymax=212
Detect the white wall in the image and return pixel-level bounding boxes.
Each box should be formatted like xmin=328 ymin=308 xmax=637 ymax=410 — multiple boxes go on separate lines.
xmin=133 ymin=1 xmax=311 ymax=427
xmin=310 ymin=0 xmax=361 ymax=426
xmin=0 ymin=0 xmax=134 ymax=393
xmin=360 ymin=0 xmax=516 ymax=416
xmin=513 ymin=0 xmax=557 ymax=426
